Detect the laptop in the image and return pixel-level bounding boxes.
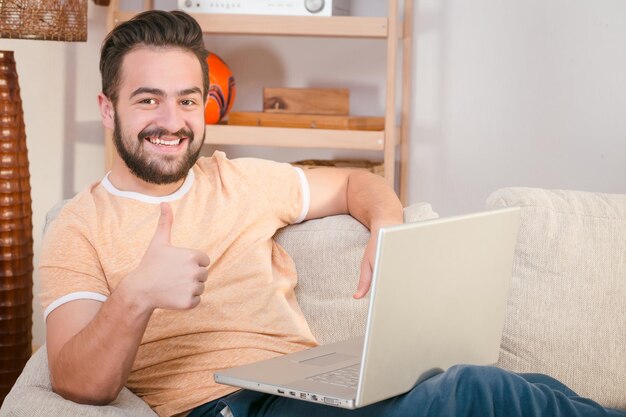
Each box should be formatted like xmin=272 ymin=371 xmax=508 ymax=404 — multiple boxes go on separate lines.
xmin=214 ymin=207 xmax=520 ymax=409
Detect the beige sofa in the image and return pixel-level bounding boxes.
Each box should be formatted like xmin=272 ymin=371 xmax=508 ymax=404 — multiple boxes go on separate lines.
xmin=1 ymin=187 xmax=624 ymax=416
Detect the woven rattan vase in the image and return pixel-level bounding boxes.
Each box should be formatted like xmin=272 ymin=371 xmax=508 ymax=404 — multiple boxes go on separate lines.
xmin=0 ymin=51 xmax=33 ymax=405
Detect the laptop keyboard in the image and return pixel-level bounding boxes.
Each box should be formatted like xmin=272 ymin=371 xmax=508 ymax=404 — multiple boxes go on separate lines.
xmin=307 ymin=364 xmax=361 ymax=389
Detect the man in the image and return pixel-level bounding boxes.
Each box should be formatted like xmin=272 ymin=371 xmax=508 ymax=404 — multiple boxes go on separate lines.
xmin=40 ymin=10 xmax=624 ymax=417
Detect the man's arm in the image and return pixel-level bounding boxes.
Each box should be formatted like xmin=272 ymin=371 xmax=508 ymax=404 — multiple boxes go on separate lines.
xmin=45 ymin=203 xmax=210 ymax=404
xmin=303 ymin=168 xmax=403 ymax=298
xmin=46 ymin=292 xmax=152 ymax=404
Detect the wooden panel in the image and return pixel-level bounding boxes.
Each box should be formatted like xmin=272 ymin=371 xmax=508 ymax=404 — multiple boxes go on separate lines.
xmin=204 ymin=124 xmax=384 ymax=151
xmin=399 ymin=0 xmax=414 ymax=204
xmin=113 ymin=11 xmax=388 ymax=38
xmin=263 ymin=88 xmax=349 ymax=115
xmin=107 ymin=0 xmax=119 ymax=30
xmin=228 ymin=112 xmax=384 ymax=131
xmin=383 ymin=0 xmax=398 ymax=186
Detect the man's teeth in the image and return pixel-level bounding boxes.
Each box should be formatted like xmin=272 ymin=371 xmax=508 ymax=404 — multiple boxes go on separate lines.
xmin=149 ymin=137 xmax=181 ymax=146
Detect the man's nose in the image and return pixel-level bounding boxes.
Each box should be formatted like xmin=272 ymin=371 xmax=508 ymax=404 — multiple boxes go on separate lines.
xmin=156 ymin=102 xmax=185 ymax=134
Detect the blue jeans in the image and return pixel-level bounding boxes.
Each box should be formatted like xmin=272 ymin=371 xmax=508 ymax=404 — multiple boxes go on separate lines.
xmin=189 ymin=365 xmax=626 ymax=417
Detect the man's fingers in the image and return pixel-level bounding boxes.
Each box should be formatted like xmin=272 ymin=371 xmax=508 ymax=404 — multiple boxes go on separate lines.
xmin=355 ymin=237 xmax=377 ymax=299
xmin=354 ymin=261 xmax=373 ymax=299
xmin=152 ymin=202 xmax=173 ymax=245
xmin=196 ymin=266 xmax=209 ymax=283
xmin=193 ymin=282 xmax=205 ymax=296
xmin=195 ymin=252 xmax=211 ymax=268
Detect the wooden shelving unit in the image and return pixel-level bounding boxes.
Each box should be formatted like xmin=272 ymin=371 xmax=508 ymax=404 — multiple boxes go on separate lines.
xmin=105 ymin=0 xmax=413 ymax=202
xmin=113 ymin=10 xmax=390 ymax=38
xmin=204 ymin=124 xmax=388 ymax=150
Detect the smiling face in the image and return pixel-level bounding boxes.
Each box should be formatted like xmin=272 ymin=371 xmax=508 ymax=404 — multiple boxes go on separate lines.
xmin=107 ymin=46 xmax=206 ymax=185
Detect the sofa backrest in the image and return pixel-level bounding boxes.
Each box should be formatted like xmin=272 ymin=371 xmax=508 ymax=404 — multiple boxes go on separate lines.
xmin=275 ymin=202 xmax=438 ymax=345
xmin=487 ymin=187 xmax=626 ymax=410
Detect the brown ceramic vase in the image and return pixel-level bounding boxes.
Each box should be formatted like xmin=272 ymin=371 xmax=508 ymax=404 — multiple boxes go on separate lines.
xmin=0 ymin=50 xmax=33 ymax=405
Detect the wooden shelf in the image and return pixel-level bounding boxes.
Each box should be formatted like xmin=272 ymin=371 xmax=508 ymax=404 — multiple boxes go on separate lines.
xmin=106 ymin=0 xmax=413 ymax=202
xmin=113 ymin=11 xmax=389 ymax=38
xmin=204 ymin=125 xmax=385 ymax=151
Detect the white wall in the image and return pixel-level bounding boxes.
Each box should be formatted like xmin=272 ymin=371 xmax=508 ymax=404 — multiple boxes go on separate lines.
xmin=2 ymin=0 xmax=624 ymax=345
xmin=411 ymin=0 xmax=626 ymax=215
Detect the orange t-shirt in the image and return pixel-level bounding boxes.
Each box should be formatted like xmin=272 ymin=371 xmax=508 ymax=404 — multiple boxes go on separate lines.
xmin=39 ymin=152 xmax=317 ymax=416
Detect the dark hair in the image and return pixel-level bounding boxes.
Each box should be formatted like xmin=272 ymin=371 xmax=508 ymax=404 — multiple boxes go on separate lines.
xmin=100 ymin=10 xmax=209 ymax=105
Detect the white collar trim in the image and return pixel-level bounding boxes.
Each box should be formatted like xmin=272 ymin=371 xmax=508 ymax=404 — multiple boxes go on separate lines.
xmin=100 ymin=169 xmax=195 ymax=204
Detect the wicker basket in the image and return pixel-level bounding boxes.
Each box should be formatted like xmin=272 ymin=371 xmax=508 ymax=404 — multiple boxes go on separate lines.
xmin=0 ymin=0 xmax=87 ymax=42
xmin=292 ymin=159 xmax=384 ymax=177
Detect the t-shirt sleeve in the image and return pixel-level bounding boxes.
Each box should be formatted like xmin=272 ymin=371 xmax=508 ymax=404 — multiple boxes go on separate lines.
xmin=291 ymin=167 xmax=310 ymax=223
xmin=228 ymin=156 xmax=310 ymax=226
xmin=39 ymin=207 xmax=110 ymax=321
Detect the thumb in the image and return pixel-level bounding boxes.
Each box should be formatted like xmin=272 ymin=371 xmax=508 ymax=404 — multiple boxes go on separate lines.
xmin=151 ymin=202 xmax=173 ymax=245
xmin=354 ymin=259 xmax=373 ymax=299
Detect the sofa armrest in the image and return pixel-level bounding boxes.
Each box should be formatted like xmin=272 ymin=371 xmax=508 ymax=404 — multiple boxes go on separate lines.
xmin=0 ymin=347 xmax=157 ymax=417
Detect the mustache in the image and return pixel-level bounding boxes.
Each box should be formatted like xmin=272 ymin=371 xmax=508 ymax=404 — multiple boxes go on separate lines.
xmin=138 ymin=126 xmax=194 ymax=141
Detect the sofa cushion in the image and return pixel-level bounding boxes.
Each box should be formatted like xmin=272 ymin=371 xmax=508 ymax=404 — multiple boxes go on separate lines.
xmin=0 ymin=202 xmax=436 ymax=417
xmin=275 ymin=202 xmax=438 ymax=345
xmin=0 ymin=347 xmax=157 ymax=417
xmin=487 ymin=187 xmax=626 ymax=409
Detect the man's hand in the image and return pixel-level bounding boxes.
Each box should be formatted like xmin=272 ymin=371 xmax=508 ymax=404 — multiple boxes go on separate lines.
xmin=304 ymin=168 xmax=404 ymax=299
xmin=45 ymin=203 xmax=211 ymax=404
xmin=122 ymin=202 xmax=211 ymax=311
xmin=355 ymin=231 xmax=378 ymax=299
xmin=354 ymin=221 xmax=404 ymax=299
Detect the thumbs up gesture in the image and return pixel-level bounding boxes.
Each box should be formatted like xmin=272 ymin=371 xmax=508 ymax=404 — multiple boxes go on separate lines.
xmin=122 ymin=203 xmax=211 ymax=312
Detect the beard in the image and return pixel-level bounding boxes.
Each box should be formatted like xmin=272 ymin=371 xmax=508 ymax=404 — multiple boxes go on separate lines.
xmin=112 ymin=113 xmax=205 ymax=185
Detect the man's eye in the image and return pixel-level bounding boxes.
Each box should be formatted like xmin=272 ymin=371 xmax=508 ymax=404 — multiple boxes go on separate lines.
xmin=181 ymin=99 xmax=196 ymax=106
xmin=140 ymin=98 xmax=156 ymax=105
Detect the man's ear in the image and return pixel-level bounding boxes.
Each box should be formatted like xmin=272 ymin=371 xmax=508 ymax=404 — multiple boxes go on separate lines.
xmin=98 ymin=93 xmax=115 ymax=130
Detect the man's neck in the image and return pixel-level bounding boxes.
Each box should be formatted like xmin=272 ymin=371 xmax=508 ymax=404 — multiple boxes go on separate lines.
xmin=108 ymin=162 xmax=187 ymax=197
